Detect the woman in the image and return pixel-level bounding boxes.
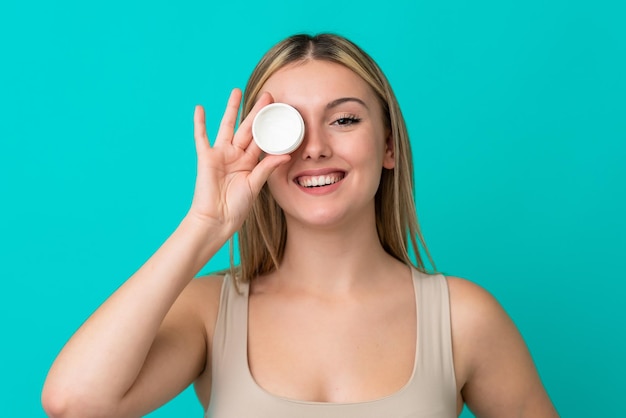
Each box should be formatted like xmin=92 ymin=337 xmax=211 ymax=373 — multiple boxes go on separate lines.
xmin=42 ymin=34 xmax=559 ymax=417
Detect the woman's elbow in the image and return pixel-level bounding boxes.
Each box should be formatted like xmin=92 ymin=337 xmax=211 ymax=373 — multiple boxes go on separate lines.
xmin=41 ymin=382 xmax=116 ymax=418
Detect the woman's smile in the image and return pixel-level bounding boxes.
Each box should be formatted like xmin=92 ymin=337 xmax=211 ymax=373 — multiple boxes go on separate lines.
xmin=296 ymin=172 xmax=344 ymax=188
xmin=294 ymin=168 xmax=347 ymax=194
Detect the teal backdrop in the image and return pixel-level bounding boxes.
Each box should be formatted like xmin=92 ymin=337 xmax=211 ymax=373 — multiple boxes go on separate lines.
xmin=1 ymin=0 xmax=624 ymax=416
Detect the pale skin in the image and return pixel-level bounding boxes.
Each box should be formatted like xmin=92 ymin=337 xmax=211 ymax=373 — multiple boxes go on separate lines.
xmin=42 ymin=60 xmax=559 ymax=418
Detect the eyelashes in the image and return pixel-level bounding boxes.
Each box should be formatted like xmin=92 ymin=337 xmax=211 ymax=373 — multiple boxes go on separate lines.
xmin=332 ymin=114 xmax=362 ymax=126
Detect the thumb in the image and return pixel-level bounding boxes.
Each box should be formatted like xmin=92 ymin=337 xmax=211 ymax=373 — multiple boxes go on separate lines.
xmin=247 ymin=155 xmax=291 ymax=196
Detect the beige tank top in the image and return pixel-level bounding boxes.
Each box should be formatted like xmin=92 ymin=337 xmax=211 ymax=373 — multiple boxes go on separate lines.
xmin=205 ymin=268 xmax=457 ymax=417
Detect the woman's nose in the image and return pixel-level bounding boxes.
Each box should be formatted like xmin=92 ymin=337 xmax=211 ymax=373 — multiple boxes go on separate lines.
xmin=299 ymin=123 xmax=332 ymax=160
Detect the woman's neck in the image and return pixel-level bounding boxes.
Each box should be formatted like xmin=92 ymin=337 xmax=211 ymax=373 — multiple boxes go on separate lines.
xmin=261 ymin=214 xmax=405 ymax=294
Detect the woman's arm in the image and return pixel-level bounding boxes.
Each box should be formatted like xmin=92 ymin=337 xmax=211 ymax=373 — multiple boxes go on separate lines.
xmin=448 ymin=277 xmax=559 ymax=418
xmin=42 ymin=89 xmax=290 ymax=418
xmin=42 ymin=217 xmax=225 ymax=418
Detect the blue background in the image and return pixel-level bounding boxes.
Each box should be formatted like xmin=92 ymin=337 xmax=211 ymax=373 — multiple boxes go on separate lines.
xmin=1 ymin=0 xmax=624 ymax=416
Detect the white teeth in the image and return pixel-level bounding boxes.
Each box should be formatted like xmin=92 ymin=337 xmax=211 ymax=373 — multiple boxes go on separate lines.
xmin=298 ymin=174 xmax=343 ymax=188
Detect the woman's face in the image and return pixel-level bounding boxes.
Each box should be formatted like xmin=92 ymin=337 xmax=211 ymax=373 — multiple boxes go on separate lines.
xmin=260 ymin=59 xmax=394 ymax=228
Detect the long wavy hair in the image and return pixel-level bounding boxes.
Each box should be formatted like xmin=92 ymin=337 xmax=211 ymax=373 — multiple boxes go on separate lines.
xmin=228 ymin=33 xmax=434 ymax=287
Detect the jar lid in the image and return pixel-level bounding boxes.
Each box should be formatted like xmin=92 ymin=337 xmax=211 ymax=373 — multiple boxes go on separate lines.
xmin=252 ymin=103 xmax=305 ymax=155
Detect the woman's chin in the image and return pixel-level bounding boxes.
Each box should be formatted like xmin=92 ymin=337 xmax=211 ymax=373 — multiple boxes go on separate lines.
xmin=285 ymin=207 xmax=368 ymax=230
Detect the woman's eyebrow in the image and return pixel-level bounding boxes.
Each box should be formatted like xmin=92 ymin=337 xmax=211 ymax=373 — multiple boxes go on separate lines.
xmin=326 ymin=97 xmax=368 ymax=110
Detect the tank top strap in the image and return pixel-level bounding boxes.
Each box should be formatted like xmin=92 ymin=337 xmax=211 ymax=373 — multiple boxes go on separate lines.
xmin=210 ymin=274 xmax=251 ymax=385
xmin=412 ymin=270 xmax=456 ymax=383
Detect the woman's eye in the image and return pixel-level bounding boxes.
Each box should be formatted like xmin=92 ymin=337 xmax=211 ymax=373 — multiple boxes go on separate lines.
xmin=333 ymin=115 xmax=362 ymax=126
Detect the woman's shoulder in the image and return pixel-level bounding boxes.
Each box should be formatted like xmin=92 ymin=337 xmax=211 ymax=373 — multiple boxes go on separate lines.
xmin=443 ymin=276 xmax=552 ymax=413
xmin=189 ymin=273 xmax=229 ymax=306
xmin=445 ymin=275 xmax=502 ymax=314
xmin=190 ymin=273 xmax=227 ymax=293
xmin=178 ymin=274 xmax=226 ymax=306
xmin=444 ymin=275 xmax=513 ymax=346
xmin=445 ymin=276 xmax=513 ymax=376
xmin=443 ymin=277 xmax=558 ymax=415
xmin=174 ymin=274 xmax=227 ymax=338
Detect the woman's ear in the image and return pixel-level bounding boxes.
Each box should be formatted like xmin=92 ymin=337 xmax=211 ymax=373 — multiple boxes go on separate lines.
xmin=383 ymin=132 xmax=395 ymax=169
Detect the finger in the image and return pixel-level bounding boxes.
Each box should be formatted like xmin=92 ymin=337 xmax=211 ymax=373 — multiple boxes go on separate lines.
xmin=241 ymin=131 xmax=265 ymax=161
xmin=231 ymin=91 xmax=274 ymax=150
xmin=247 ymin=154 xmax=291 ymax=196
xmin=193 ymin=105 xmax=210 ymax=154
xmin=214 ymin=88 xmax=243 ymax=147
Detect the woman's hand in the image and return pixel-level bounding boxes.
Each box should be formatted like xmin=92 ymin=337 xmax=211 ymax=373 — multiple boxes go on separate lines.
xmin=189 ymin=89 xmax=290 ymax=232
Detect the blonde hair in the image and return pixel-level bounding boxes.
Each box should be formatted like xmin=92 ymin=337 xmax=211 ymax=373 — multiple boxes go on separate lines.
xmin=230 ymin=33 xmax=434 ymax=285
